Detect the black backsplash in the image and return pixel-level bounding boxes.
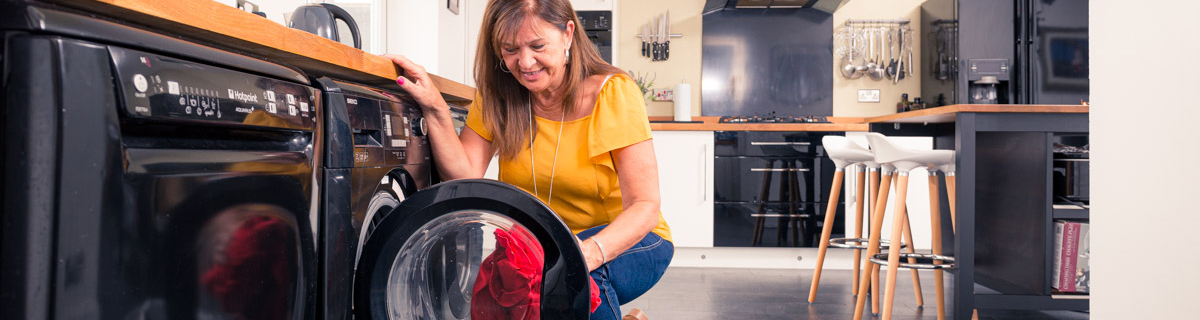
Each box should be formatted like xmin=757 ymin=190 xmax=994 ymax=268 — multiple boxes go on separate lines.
xmin=701 ymin=8 xmax=833 ymax=117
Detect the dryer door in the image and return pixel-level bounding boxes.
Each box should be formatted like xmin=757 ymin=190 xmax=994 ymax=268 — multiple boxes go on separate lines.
xmin=354 ymin=179 xmax=590 ymax=320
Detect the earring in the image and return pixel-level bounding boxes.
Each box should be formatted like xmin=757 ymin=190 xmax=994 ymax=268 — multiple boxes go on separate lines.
xmin=564 ymin=48 xmax=570 ymax=65
xmin=499 ymin=62 xmax=511 ymax=73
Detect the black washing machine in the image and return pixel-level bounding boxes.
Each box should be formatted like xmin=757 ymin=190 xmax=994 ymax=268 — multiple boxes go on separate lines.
xmin=1 ymin=3 xmax=320 ymax=320
xmin=316 ymin=80 xmax=593 ymax=320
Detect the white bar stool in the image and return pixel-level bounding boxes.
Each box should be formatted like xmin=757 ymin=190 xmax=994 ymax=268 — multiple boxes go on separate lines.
xmin=863 ymin=132 xmax=957 ymax=320
xmin=808 ymin=136 xmax=921 ymax=305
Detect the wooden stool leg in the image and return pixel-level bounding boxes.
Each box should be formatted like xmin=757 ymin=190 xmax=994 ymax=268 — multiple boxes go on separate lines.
xmin=872 ymin=263 xmax=881 ymax=315
xmin=807 ymin=169 xmax=844 ymax=302
xmin=882 ymin=174 xmax=911 ymax=320
xmin=851 ymin=167 xmax=869 ymax=296
xmin=946 ymin=173 xmax=957 ymax=234
xmin=929 ymin=173 xmax=947 ymax=320
xmin=752 ymin=161 xmax=776 ymax=246
xmin=853 ymin=171 xmax=892 ymax=320
xmin=901 ymin=205 xmax=924 ymax=307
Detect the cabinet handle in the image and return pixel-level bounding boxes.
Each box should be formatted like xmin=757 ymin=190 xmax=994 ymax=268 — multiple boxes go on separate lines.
xmin=750 ymin=141 xmax=810 ymax=146
xmin=751 ymin=168 xmax=810 ymax=172
xmin=699 ymin=145 xmax=707 ymax=203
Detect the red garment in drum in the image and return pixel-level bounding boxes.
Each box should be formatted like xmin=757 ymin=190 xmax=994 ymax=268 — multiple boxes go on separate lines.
xmin=471 ymin=228 xmax=600 ymax=320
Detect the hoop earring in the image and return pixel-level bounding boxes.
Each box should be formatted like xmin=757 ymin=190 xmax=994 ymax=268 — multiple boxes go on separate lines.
xmin=564 ymin=48 xmax=570 ymax=65
xmin=498 ymin=62 xmax=511 ymax=73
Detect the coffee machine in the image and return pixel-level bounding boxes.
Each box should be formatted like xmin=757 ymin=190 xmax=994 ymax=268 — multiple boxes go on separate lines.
xmin=967 ymin=58 xmax=1009 ymax=104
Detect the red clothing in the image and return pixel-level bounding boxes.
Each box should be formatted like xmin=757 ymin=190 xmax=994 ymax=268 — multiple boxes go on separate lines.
xmin=471 ymin=228 xmax=599 ymax=320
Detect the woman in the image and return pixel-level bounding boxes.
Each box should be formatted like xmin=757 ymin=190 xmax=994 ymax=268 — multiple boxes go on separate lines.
xmin=381 ymin=0 xmax=672 ymax=319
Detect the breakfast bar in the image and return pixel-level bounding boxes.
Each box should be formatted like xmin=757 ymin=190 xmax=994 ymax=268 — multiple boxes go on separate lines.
xmin=866 ymin=105 xmax=1090 ymax=319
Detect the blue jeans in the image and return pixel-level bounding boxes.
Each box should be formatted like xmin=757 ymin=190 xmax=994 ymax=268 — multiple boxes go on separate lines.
xmin=576 ymin=225 xmax=674 ymax=320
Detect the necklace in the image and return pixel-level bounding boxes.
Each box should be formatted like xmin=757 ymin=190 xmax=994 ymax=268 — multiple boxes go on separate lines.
xmin=529 ymin=101 xmax=567 ymax=205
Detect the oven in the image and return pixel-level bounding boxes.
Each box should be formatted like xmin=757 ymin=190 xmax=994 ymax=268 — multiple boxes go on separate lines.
xmin=713 ymin=131 xmax=841 ymax=247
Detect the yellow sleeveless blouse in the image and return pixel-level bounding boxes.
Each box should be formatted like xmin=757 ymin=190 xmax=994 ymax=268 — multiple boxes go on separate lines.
xmin=465 ymin=74 xmax=672 ymax=242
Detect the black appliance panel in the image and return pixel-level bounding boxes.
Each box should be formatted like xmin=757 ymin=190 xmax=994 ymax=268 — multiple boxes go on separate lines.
xmin=1023 ymin=0 xmax=1089 ymax=104
xmin=712 ymin=131 xmax=839 ymax=247
xmin=337 ymin=81 xmax=430 ymax=170
xmin=576 ymin=11 xmax=612 ymax=64
xmin=701 ymin=8 xmax=833 ymax=117
xmin=2 ymin=32 xmax=319 ymax=320
xmin=109 ymin=47 xmax=317 ymax=130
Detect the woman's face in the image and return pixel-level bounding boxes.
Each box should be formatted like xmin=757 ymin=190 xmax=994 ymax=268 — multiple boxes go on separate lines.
xmin=500 ymin=17 xmax=573 ymax=95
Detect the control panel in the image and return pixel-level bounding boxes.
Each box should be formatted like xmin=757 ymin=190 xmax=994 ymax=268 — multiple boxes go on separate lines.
xmin=338 ymin=82 xmax=429 ymax=167
xmin=109 ymin=47 xmax=318 ymax=131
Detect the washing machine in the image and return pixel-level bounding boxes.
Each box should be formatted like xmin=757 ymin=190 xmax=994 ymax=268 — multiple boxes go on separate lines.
xmin=315 ymin=80 xmax=593 ymax=320
xmin=1 ymin=3 xmax=320 ymax=320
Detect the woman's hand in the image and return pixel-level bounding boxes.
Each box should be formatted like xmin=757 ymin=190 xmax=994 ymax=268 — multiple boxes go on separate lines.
xmin=379 ymin=54 xmax=447 ymax=112
xmin=578 ymin=236 xmax=606 ymax=272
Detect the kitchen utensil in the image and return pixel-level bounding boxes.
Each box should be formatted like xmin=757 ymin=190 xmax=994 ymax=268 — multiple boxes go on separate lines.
xmin=869 ymin=27 xmax=887 ymax=80
xmin=886 ymin=27 xmax=899 ymax=79
xmin=640 ymin=23 xmax=648 ymax=58
xmin=289 ymin=3 xmax=361 ymax=49
xmin=864 ymin=27 xmax=877 ymax=77
xmin=840 ymin=26 xmax=865 ymax=79
xmin=665 ymin=10 xmax=670 ymax=60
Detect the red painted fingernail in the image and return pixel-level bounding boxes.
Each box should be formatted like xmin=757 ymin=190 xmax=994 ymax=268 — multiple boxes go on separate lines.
xmin=397 ymin=77 xmax=404 ymax=85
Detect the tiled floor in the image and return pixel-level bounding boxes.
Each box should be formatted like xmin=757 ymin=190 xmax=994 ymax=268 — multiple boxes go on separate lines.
xmin=619 ymin=268 xmax=1089 ymax=320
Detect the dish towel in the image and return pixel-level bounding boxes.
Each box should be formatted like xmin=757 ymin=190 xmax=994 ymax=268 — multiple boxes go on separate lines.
xmin=471 ymin=228 xmax=600 ymax=320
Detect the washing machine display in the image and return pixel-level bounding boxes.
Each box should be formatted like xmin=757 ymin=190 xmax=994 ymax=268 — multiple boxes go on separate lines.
xmin=110 ymin=46 xmax=317 ymax=130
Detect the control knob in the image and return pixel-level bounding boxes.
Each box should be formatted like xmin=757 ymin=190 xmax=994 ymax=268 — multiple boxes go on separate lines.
xmin=411 ymin=117 xmax=427 ymax=136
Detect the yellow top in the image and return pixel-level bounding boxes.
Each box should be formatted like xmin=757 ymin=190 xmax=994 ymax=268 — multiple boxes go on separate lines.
xmin=466 ymin=74 xmax=672 ymax=242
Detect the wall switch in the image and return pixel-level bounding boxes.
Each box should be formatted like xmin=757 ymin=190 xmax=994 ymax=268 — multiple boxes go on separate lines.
xmin=858 ymin=89 xmax=881 ymax=103
xmin=651 ymin=88 xmax=674 ymax=101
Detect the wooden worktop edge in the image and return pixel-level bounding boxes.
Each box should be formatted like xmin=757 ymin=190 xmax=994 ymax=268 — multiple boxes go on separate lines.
xmin=50 ymin=0 xmax=476 ymax=103
xmin=864 ymin=104 xmax=1090 ymax=123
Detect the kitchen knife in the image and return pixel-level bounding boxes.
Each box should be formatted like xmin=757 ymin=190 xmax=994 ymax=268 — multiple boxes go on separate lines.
xmin=664 ymin=10 xmax=670 ymax=60
xmin=640 ymin=23 xmax=648 ymax=58
xmin=656 ymin=13 xmax=665 ymax=61
xmin=652 ymin=15 xmax=660 ymax=60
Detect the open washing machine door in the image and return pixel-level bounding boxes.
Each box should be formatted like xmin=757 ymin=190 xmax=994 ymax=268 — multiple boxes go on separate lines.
xmin=354 ymin=179 xmax=591 ymax=320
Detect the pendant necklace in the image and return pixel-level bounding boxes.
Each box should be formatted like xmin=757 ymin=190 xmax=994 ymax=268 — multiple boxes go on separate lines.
xmin=529 ymin=101 xmax=567 ymax=205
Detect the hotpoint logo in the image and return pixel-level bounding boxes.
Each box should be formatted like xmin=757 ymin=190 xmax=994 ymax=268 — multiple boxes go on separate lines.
xmin=227 ymin=89 xmax=259 ymax=103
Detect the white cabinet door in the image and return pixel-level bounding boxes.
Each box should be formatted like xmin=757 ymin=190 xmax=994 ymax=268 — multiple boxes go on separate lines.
xmin=652 ymin=131 xmax=714 ymax=248
xmin=571 ymin=0 xmax=614 ymax=11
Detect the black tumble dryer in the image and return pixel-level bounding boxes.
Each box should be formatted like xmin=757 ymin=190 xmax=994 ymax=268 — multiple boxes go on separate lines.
xmin=316 ymin=80 xmax=593 ymax=320
xmin=1 ymin=3 xmax=320 ymax=320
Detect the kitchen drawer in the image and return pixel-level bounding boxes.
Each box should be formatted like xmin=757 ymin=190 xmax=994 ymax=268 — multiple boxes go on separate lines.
xmin=714 ymin=202 xmax=818 ymax=247
xmin=714 ymin=156 xmax=818 ymax=204
xmin=714 ymin=131 xmax=834 ymax=157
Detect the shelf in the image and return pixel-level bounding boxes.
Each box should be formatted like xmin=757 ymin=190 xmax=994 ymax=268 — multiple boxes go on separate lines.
xmin=973 ymin=294 xmax=1089 ymax=310
xmin=1052 ymin=204 xmax=1090 ymax=219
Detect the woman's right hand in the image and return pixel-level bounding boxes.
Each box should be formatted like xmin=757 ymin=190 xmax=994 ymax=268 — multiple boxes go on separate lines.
xmin=379 ymin=54 xmax=447 ymax=112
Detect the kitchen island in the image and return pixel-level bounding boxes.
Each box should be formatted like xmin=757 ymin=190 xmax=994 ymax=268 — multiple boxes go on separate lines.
xmin=867 ymin=104 xmax=1090 ymax=319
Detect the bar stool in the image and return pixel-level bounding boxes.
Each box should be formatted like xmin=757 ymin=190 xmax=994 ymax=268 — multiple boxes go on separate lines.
xmin=751 ymin=159 xmax=807 ymax=247
xmin=865 ymin=133 xmax=956 ymax=320
xmin=808 ymin=136 xmax=921 ymax=305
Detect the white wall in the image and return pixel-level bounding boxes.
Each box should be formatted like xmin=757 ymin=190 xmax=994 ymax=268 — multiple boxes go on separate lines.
xmin=1091 ymin=1 xmax=1200 ymax=319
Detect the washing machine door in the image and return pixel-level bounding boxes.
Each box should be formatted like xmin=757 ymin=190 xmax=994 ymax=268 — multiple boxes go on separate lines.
xmin=354 ymin=179 xmax=590 ymax=320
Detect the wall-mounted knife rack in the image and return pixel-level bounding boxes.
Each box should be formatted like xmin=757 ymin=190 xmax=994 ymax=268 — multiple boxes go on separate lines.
xmin=635 ymin=11 xmax=682 ymax=61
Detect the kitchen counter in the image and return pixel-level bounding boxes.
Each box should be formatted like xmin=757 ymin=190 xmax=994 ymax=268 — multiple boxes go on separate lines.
xmin=45 ymin=0 xmax=475 ymax=103
xmin=648 ymin=116 xmax=870 ymax=132
xmin=865 ymin=104 xmax=1089 ymax=124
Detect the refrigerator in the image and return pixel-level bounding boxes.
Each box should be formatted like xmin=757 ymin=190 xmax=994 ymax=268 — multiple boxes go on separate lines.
xmin=947 ymin=0 xmax=1089 ymax=105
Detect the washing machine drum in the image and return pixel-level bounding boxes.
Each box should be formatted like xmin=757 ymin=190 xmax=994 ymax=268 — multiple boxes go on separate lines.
xmin=354 ymin=179 xmax=592 ymax=320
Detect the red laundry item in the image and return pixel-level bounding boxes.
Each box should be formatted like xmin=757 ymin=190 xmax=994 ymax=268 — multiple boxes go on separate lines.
xmin=201 ymin=215 xmax=294 ymax=320
xmin=471 ymin=228 xmax=600 ymax=320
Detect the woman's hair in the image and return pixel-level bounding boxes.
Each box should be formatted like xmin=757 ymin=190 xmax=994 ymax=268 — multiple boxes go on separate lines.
xmin=474 ymin=0 xmax=623 ymax=160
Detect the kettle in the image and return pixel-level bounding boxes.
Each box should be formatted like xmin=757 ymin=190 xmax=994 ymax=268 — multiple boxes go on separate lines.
xmin=289 ymin=3 xmax=361 ymax=49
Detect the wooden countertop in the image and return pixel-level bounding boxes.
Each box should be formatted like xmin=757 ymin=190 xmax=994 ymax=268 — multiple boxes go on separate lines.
xmin=864 ymin=104 xmax=1089 ymax=124
xmin=648 ymin=117 xmax=870 ymax=132
xmin=47 ymin=0 xmax=475 ymax=103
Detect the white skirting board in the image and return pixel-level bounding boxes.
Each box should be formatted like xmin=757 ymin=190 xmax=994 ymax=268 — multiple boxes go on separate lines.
xmin=668 ymin=247 xmax=936 ymax=270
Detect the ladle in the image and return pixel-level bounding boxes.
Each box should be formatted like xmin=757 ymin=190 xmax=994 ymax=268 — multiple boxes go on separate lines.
xmin=840 ymin=27 xmax=866 ymax=79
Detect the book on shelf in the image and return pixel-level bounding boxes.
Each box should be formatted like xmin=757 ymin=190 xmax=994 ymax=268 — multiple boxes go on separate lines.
xmin=1053 ymin=220 xmax=1090 ymax=293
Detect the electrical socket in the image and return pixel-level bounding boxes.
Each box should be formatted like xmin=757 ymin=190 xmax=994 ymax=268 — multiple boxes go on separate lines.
xmin=651 ymin=88 xmax=674 ymax=101
xmin=858 ymin=89 xmax=881 ymax=103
